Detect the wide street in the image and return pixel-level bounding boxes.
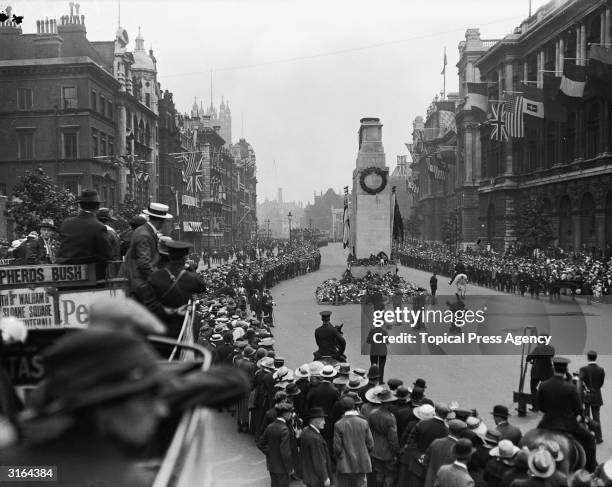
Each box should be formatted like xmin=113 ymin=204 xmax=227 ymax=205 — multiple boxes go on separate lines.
xmin=206 ymin=242 xmax=612 ymax=486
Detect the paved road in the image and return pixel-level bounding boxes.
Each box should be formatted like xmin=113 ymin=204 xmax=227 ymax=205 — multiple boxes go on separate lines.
xmin=206 ymin=242 xmax=612 ymax=486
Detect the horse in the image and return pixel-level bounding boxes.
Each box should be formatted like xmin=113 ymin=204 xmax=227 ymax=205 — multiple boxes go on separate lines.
xmin=520 ymin=428 xmax=586 ymax=474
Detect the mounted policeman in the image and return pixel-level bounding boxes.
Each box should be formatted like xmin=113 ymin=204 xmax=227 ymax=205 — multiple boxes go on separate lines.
xmin=313 ymin=310 xmax=346 ymax=362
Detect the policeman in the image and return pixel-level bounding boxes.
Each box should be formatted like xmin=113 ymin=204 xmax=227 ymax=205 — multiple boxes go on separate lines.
xmin=537 ymin=357 xmax=597 ymax=472
xmin=148 ymin=240 xmax=206 ymax=338
xmin=314 ymin=310 xmax=346 ymax=362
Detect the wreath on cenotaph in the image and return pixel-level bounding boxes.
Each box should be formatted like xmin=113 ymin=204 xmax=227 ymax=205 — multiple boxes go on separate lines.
xmin=359 ymin=167 xmax=388 ymax=195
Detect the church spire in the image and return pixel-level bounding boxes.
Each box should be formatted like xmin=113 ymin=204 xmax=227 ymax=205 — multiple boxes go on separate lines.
xmin=135 ymin=26 xmax=144 ymax=51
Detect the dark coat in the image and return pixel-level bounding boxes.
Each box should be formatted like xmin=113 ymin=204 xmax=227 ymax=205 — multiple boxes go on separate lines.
xmin=123 ymin=223 xmax=160 ymax=294
xmin=424 ymin=436 xmax=458 ymax=487
xmin=306 ymin=381 xmax=340 ymax=417
xmin=149 ymin=264 xmax=206 ymax=308
xmin=257 ymin=419 xmax=294 ymax=475
xmin=537 ymin=375 xmax=582 ymax=431
xmin=527 ymin=344 xmax=555 ymax=381
xmin=391 ymin=402 xmax=415 ymax=440
xmin=496 ymin=421 xmax=523 ymax=445
xmin=314 ymin=323 xmax=346 ymax=357
xmin=300 ymin=426 xmax=332 ymax=487
xmin=56 ymin=211 xmax=113 ymax=277
xmin=579 ymin=363 xmax=605 ymax=406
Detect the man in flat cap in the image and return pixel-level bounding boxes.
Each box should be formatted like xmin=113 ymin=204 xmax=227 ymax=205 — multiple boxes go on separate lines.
xmin=537 ymin=356 xmax=597 ymax=472
xmin=314 ymin=310 xmax=346 ymax=362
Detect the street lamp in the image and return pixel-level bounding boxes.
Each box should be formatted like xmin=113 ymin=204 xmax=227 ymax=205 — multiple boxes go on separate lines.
xmin=288 ymin=211 xmax=293 ymax=245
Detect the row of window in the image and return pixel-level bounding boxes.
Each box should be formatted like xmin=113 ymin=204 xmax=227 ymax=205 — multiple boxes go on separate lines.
xmin=16 ymin=129 xmax=114 ymax=161
xmin=90 ymin=89 xmax=114 ymax=120
xmin=91 ymin=129 xmax=115 ymax=158
xmin=16 ymin=87 xmax=114 ymax=121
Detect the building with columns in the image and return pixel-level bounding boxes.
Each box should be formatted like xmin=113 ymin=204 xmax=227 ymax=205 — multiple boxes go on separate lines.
xmin=473 ymin=0 xmax=612 ymax=252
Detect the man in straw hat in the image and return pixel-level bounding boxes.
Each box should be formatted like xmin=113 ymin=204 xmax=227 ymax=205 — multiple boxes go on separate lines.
xmin=334 ymin=396 xmax=373 ymax=487
xmin=366 ymin=385 xmax=399 ymax=487
xmin=123 ymin=202 xmax=173 ymax=302
xmin=56 ymin=188 xmax=114 ymax=277
xmin=0 ymin=327 xmax=248 ymax=487
xmin=483 ymin=439 xmax=519 ymax=486
xmin=300 ymin=407 xmax=332 ymax=487
xmin=519 ymin=448 xmax=557 ymax=485
xmin=257 ymin=400 xmax=297 ymax=487
xmin=432 ymin=438 xmax=475 ymax=487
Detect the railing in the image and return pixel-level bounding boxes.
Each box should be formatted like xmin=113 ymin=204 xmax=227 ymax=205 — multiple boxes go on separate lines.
xmin=482 ymin=39 xmax=501 ymax=49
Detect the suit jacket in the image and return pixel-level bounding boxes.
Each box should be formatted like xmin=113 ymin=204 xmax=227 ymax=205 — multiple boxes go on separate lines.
xmin=368 ymin=407 xmax=400 ymax=461
xmin=411 ymin=418 xmax=449 ymax=453
xmin=257 ymin=419 xmax=293 ymax=475
xmin=300 ymin=426 xmax=332 ymax=486
xmin=307 ymin=381 xmax=340 ymax=417
xmin=391 ymin=402 xmax=415 ymax=439
xmin=527 ymin=344 xmax=555 ymax=381
xmin=537 ymin=376 xmax=582 ymax=431
xmin=123 ymin=223 xmax=160 ymax=291
xmin=56 ymin=211 xmax=113 ymax=276
xmin=424 ymin=436 xmax=458 ymax=487
xmin=579 ymin=363 xmax=605 ymax=406
xmin=314 ymin=323 xmax=346 ymax=357
xmin=496 ymin=421 xmax=522 ymax=445
xmin=333 ymin=412 xmax=373 ymax=474
xmin=434 ymin=462 xmax=474 ymax=487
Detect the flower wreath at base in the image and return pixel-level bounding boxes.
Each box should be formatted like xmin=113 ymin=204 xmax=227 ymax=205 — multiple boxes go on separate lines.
xmin=359 ymin=167 xmax=388 ymax=195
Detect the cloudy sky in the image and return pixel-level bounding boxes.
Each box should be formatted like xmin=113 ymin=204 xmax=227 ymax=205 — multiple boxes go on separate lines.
xmin=11 ymin=0 xmax=551 ymax=204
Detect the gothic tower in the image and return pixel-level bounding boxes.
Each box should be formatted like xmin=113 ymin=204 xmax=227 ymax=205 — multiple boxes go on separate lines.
xmin=219 ymin=97 xmax=232 ymax=146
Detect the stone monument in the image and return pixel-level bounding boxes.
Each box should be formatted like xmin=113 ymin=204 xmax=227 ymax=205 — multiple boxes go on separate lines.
xmin=351 ymin=117 xmax=392 ymax=259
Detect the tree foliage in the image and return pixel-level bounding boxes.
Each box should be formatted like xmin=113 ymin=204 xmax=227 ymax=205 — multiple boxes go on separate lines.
xmin=441 ymin=210 xmax=461 ymax=247
xmin=512 ymin=194 xmax=554 ymax=254
xmin=5 ymin=168 xmax=78 ymax=235
xmin=112 ymin=195 xmax=141 ymax=234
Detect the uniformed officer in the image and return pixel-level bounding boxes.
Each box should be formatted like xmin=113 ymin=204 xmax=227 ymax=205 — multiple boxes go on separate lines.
xmin=537 ymin=357 xmax=597 ymax=472
xmin=314 ymin=310 xmax=346 ymax=362
xmin=148 ymin=240 xmax=206 ymax=338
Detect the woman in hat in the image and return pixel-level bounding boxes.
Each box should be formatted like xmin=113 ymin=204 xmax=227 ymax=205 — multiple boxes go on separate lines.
xmin=235 ymin=346 xmax=257 ymax=434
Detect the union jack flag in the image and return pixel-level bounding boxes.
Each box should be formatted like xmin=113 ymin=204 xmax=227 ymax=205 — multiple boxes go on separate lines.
xmin=488 ymin=102 xmax=508 ymax=142
xmin=180 ymin=151 xmax=204 ymax=194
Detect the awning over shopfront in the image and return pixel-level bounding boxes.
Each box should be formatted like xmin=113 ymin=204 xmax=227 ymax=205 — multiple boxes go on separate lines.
xmin=183 ymin=221 xmax=203 ymax=232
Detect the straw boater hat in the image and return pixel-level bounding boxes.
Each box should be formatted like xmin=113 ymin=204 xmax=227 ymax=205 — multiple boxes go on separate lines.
xmin=257 ymin=357 xmax=276 ymax=371
xmin=346 ymin=376 xmax=368 ymax=390
xmin=320 ymin=365 xmax=337 ymax=379
xmin=259 ymin=337 xmax=275 ymax=347
xmin=308 ymin=361 xmax=325 ymax=377
xmin=294 ymin=364 xmax=311 ymax=379
xmin=143 ymin=202 xmax=173 ymax=219
xmin=365 ymin=385 xmax=397 ymax=404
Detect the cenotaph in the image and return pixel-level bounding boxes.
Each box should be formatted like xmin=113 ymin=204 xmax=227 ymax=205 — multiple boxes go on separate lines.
xmin=351 ymin=117 xmax=392 ymax=259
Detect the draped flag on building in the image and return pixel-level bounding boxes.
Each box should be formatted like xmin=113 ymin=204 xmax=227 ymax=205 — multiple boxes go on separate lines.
xmin=466 ymin=82 xmax=489 ymax=116
xmin=180 ymin=150 xmax=204 ymax=194
xmin=342 ymin=192 xmax=351 ymax=250
xmin=413 ymin=129 xmax=424 ymax=153
xmin=543 ymin=74 xmax=567 ymax=122
xmin=488 ymin=102 xmax=508 ymax=142
xmin=441 ymin=47 xmax=447 ymax=75
xmin=559 ymin=63 xmax=586 ymax=107
xmin=392 ymin=194 xmax=404 ymax=242
xmin=521 ymin=84 xmax=544 ymax=118
xmin=503 ymin=92 xmax=524 ymax=138
xmin=586 ymin=45 xmax=612 ymax=99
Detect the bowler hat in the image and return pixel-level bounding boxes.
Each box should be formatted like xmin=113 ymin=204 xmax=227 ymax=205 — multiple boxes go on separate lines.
xmin=491 ymin=405 xmax=510 ymax=418
xmin=346 ymin=376 xmax=368 ymax=390
xmin=308 ymin=407 xmax=327 ymax=419
xmin=448 ymin=419 xmax=468 ymax=435
xmin=453 ymin=438 xmax=476 ymax=458
xmin=483 ymin=429 xmax=501 ymax=446
xmin=386 ymin=378 xmax=403 ymax=390
xmin=130 ymin=215 xmax=147 ymax=229
xmin=284 ymin=383 xmax=301 ymax=397
xmin=77 ymin=188 xmax=101 ymax=204
xmin=396 ymin=386 xmax=411 ymax=400
xmin=31 ymin=329 xmax=171 ymax=415
xmin=413 ymin=378 xmax=427 ymax=389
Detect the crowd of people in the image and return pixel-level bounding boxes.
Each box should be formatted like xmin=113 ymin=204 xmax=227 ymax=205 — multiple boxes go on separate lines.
xmin=394 ymin=242 xmax=612 ymax=300
xmin=196 ymin=301 xmax=610 ymax=487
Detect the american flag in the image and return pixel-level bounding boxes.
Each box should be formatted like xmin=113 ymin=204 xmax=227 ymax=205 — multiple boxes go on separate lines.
xmin=504 ymin=93 xmax=524 ymax=138
xmin=438 ymin=110 xmax=457 ymax=133
xmin=488 ymin=103 xmax=508 ymax=142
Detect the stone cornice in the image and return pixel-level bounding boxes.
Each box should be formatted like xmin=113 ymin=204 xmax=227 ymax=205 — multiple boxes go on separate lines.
xmin=0 ymin=59 xmax=119 ymax=88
